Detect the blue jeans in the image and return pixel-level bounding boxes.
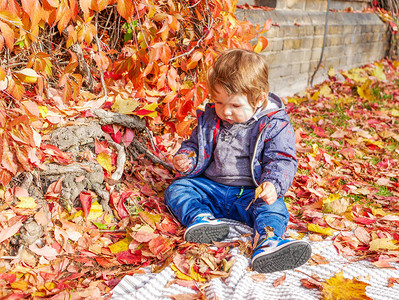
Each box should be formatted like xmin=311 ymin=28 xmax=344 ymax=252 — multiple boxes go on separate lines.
xmin=164 ymin=177 xmax=289 ymax=238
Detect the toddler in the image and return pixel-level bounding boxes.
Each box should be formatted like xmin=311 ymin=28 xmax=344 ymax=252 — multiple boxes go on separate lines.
xmin=165 ymin=48 xmax=311 ymax=273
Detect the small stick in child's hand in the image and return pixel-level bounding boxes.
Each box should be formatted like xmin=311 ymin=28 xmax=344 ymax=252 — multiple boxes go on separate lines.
xmin=245 ymin=185 xmax=264 ymax=210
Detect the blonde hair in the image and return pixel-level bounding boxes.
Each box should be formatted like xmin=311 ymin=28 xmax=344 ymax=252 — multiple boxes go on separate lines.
xmin=207 ymin=48 xmax=269 ymax=108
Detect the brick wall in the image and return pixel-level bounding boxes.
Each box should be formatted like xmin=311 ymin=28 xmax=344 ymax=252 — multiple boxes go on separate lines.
xmin=238 ymin=0 xmax=370 ymax=11
xmin=236 ymin=9 xmax=389 ymax=96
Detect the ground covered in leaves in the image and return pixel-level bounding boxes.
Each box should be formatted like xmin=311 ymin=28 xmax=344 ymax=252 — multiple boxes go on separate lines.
xmin=1 ymin=59 xmax=399 ymax=299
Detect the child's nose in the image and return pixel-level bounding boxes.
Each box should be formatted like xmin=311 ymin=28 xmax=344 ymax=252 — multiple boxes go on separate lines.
xmin=223 ymin=107 xmax=232 ymax=116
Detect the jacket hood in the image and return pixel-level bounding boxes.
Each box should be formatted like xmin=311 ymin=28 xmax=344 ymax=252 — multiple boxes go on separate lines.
xmin=252 ymin=92 xmax=285 ymax=121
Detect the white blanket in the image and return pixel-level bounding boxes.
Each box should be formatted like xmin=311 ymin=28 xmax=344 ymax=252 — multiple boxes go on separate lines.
xmin=111 ymin=219 xmax=399 ymax=299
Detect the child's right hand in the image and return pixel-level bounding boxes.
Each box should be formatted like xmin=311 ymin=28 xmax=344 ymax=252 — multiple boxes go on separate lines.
xmin=173 ymin=154 xmax=192 ymax=173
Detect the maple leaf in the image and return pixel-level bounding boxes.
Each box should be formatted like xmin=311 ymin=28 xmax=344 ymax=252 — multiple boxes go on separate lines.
xmin=322 ymin=271 xmax=372 ymax=300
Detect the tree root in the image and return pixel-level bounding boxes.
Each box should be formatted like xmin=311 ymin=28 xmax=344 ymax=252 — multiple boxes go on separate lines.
xmin=92 ymin=108 xmax=146 ymax=130
xmin=129 ymin=138 xmax=174 ymax=171
xmin=18 ymin=109 xmax=173 ymax=221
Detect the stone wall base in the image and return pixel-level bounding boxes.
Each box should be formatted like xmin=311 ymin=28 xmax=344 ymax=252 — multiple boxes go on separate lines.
xmin=236 ymin=9 xmax=389 ymax=97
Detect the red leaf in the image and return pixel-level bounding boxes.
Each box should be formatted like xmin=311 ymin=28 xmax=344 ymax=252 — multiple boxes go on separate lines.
xmin=79 ymin=191 xmax=92 ymax=217
xmin=353 ymin=216 xmax=377 ymax=225
xmin=116 ymin=250 xmax=143 ymax=265
xmin=149 ymin=236 xmax=171 ymax=259
xmin=0 ymin=273 xmax=17 ymax=283
xmin=45 ymin=177 xmax=63 ymax=200
xmin=340 ymin=147 xmax=356 ymax=160
xmin=122 ymin=128 xmax=134 ymax=147
xmin=313 ymin=126 xmax=328 ymax=138
xmin=111 ymin=191 xmax=130 ymax=219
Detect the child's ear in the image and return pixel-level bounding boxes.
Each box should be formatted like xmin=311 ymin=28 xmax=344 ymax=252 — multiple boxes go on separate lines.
xmin=256 ymin=93 xmax=267 ymax=108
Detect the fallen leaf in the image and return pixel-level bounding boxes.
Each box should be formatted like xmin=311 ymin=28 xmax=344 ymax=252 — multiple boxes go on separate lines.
xmin=369 ymin=238 xmax=399 ymax=252
xmin=309 ymin=254 xmax=329 ymax=265
xmin=273 ymin=274 xmax=286 ymax=287
xmin=251 ymin=273 xmax=266 ymax=282
xmin=322 ymin=271 xmax=371 ymax=300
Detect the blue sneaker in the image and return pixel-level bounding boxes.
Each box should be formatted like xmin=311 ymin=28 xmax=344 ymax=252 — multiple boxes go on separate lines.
xmin=251 ymin=236 xmax=312 ymax=273
xmin=184 ymin=215 xmax=229 ymax=244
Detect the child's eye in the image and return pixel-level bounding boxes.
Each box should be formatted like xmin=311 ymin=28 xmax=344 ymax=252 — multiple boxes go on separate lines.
xmin=232 ymin=104 xmax=241 ymax=108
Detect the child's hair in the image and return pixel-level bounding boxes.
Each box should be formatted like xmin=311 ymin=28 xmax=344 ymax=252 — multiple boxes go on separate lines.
xmin=207 ymin=48 xmax=269 ymax=108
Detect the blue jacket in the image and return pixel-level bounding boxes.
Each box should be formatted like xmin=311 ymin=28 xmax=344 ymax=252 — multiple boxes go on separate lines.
xmin=176 ymin=93 xmax=298 ymax=198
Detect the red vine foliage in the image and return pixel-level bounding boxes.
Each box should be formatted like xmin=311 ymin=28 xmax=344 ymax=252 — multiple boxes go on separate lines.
xmin=0 ymin=0 xmax=270 ymax=187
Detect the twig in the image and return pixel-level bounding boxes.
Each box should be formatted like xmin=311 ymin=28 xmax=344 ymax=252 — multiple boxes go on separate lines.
xmin=95 ymin=12 xmax=108 ymax=101
xmin=170 ymin=0 xmax=214 ymax=62
xmin=131 ymin=138 xmax=174 ymax=171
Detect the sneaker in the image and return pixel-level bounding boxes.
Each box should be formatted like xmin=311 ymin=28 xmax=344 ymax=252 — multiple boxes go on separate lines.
xmin=251 ymin=236 xmax=312 ymax=273
xmin=184 ymin=215 xmax=229 ymax=244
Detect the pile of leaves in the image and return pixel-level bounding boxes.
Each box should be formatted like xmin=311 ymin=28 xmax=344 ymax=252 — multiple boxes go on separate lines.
xmin=285 ymin=59 xmax=399 ymax=296
xmin=0 ymin=1 xmax=268 ymax=298
xmin=1 ymin=0 xmax=399 ymax=298
xmin=1 ymin=59 xmax=398 ymax=299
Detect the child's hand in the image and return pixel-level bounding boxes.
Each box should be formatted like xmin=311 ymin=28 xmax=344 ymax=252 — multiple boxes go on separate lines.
xmin=173 ymin=154 xmax=192 ymax=173
xmin=256 ymin=181 xmax=278 ymax=205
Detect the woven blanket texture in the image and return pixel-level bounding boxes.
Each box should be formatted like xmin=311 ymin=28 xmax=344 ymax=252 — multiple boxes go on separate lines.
xmin=111 ymin=219 xmax=399 ymax=300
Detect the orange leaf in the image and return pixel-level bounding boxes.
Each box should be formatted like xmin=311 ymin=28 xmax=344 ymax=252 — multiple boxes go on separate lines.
xmin=261 ymin=19 xmax=272 ymax=32
xmin=7 ymin=76 xmax=25 ymax=100
xmin=187 ymin=50 xmax=203 ymax=70
xmin=250 ymin=273 xmax=266 ymax=282
xmin=79 ymin=0 xmax=91 ymax=18
xmin=1 ymin=137 xmax=18 ymax=175
xmin=0 ymin=169 xmax=13 ymax=186
xmin=273 ymin=274 xmax=286 ymax=287
xmin=176 ymin=119 xmax=194 ymax=138
xmin=322 ymin=271 xmax=372 ymax=300
xmin=55 ymin=0 xmax=72 ymax=33
xmin=21 ymin=0 xmax=42 ymax=29
xmin=117 ymin=0 xmax=133 ymax=21
xmin=0 ymin=20 xmax=14 ymax=51
xmin=253 ymin=36 xmax=268 ymax=53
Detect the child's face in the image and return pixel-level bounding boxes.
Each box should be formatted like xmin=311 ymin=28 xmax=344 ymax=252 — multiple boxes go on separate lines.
xmin=212 ymin=85 xmax=262 ymax=124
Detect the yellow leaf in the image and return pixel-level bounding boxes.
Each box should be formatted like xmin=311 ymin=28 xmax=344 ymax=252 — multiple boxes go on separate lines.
xmin=188 ymin=264 xmax=206 ymax=282
xmin=311 ymin=91 xmax=319 ymax=101
xmin=111 ymin=95 xmax=139 ymax=114
xmin=96 ymin=152 xmax=113 ymax=173
xmin=253 ymin=37 xmax=268 ymax=53
xmin=67 ymin=210 xmax=84 ymax=220
xmin=319 ymin=84 xmax=333 ymax=98
xmin=369 ymin=238 xmax=399 ymax=252
xmin=363 ymin=138 xmax=384 ymax=149
xmin=170 ymin=264 xmax=206 ymax=282
xmin=104 ymin=213 xmax=113 ymax=224
xmin=11 ymin=280 xmax=29 ymax=291
xmin=357 ymin=85 xmax=372 ymax=100
xmin=341 ymin=68 xmax=368 ymax=83
xmin=255 ymin=185 xmax=263 ymax=200
xmin=322 ymin=271 xmax=371 ymax=300
xmin=16 ymin=197 xmax=37 ymax=209
xmin=308 ymin=224 xmax=334 ymax=236
xmin=87 ymin=200 xmax=103 ymax=221
xmin=371 ymin=63 xmax=386 ymax=81
xmin=171 ymin=264 xmax=193 ymax=281
xmin=14 ymin=68 xmax=40 ymax=83
xmin=322 ymin=195 xmax=350 ymax=215
xmin=109 ymin=237 xmax=132 ymax=254
xmin=38 ymin=106 xmax=48 ymax=118
xmin=391 ymin=109 xmax=399 ymax=117
xmin=287 ymin=97 xmax=307 ymax=104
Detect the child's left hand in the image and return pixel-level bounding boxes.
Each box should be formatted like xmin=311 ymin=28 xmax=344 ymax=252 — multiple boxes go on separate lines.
xmin=256 ymin=181 xmax=278 ymax=205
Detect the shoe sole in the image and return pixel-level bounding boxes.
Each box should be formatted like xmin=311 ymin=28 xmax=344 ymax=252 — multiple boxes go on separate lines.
xmin=252 ymin=241 xmax=312 ymax=273
xmin=184 ymin=223 xmax=229 ymax=244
